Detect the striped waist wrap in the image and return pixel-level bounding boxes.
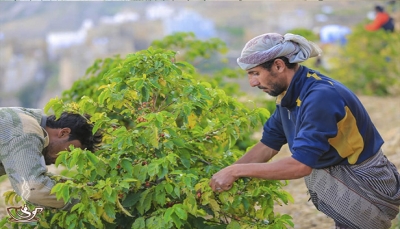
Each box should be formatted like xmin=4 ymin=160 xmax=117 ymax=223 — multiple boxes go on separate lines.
xmin=305 ymin=149 xmax=400 ymax=229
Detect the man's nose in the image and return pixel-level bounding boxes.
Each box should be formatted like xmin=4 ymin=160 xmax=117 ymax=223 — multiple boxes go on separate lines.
xmin=249 ymin=76 xmax=260 ymax=87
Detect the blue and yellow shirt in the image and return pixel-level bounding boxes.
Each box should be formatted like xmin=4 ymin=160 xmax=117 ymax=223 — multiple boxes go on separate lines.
xmin=261 ymin=66 xmax=384 ymax=169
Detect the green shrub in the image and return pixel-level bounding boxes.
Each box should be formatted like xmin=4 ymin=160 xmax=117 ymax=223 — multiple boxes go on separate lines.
xmin=1 ymin=36 xmax=291 ymax=229
xmin=329 ymin=24 xmax=400 ymax=96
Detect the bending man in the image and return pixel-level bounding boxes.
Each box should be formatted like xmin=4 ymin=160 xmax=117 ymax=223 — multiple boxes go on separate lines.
xmin=209 ymin=33 xmax=400 ymax=229
xmin=0 ymin=107 xmax=102 ymax=210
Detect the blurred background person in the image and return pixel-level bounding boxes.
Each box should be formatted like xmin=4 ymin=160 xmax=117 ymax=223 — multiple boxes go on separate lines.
xmin=365 ymin=5 xmax=395 ymax=32
xmin=314 ymin=24 xmax=351 ymax=68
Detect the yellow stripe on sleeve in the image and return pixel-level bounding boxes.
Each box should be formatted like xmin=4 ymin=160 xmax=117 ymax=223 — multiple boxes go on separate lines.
xmin=328 ymin=106 xmax=364 ymax=164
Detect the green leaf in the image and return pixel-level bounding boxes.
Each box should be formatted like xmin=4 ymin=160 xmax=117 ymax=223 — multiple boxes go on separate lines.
xmin=148 ymin=163 xmax=159 ymax=177
xmin=92 ymin=120 xmax=103 ymax=135
xmin=122 ymin=192 xmax=141 ymax=207
xmin=173 ymin=204 xmax=187 ymax=220
xmin=150 ymin=126 xmax=159 ymax=148
xmin=44 ymin=97 xmax=60 ymax=114
xmin=208 ymin=198 xmax=220 ymax=212
xmin=170 ymin=212 xmax=183 ymax=228
xmin=132 ymin=217 xmax=146 ymax=229
xmin=137 ymin=189 xmax=151 ymax=215
xmin=68 ymin=150 xmax=80 ymax=169
xmin=141 ymin=86 xmax=150 ymax=102
xmin=50 ymin=212 xmax=63 ymax=225
xmin=171 ymin=65 xmax=182 ymax=75
xmin=182 ymin=104 xmax=191 ymax=116
xmin=164 ymin=140 xmax=174 ymax=150
xmin=227 ymin=220 xmax=241 ymax=229
xmin=121 ymin=158 xmax=133 ymax=175
xmin=133 ymin=164 xmax=148 ymax=183
xmin=174 ymin=186 xmax=180 ymax=198
xmin=135 ymin=79 xmax=144 ymax=90
xmin=172 ymin=138 xmax=185 ymax=148
xmin=242 ymin=198 xmax=250 ymax=210
xmin=65 ymin=213 xmax=77 ymax=227
xmin=155 ymin=184 xmax=166 ymax=205
xmin=55 ymin=151 xmax=67 ymax=167
xmin=51 ymin=183 xmax=63 ymax=195
xmin=98 ymin=89 xmax=110 ymax=104
xmin=70 ymin=203 xmax=84 ymax=213
xmin=39 ymin=219 xmax=51 ymax=228
xmin=142 ymin=191 xmax=153 ymax=213
xmin=3 ymin=191 xmax=16 ymax=205
xmin=105 ymin=185 xmax=112 ymax=196
xmin=179 ymin=149 xmax=191 ymax=169
xmin=116 ymin=198 xmax=133 ymax=217
xmin=146 ymin=67 xmax=155 ymax=74
xmin=95 ymin=160 xmax=107 ymax=177
xmin=86 ymin=151 xmax=99 ymax=165
xmin=164 ymin=183 xmax=173 ymax=194
xmin=164 ymin=208 xmax=173 ymax=222
xmin=0 ymin=217 xmax=8 ymax=227
xmin=156 ymin=113 xmax=164 ymax=123
xmin=104 ymin=203 xmax=116 ymax=219
xmin=61 ymin=185 xmax=70 ymax=202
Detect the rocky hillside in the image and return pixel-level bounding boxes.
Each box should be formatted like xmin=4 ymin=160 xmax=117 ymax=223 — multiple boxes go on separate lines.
xmin=0 ymin=1 xmax=375 ymax=109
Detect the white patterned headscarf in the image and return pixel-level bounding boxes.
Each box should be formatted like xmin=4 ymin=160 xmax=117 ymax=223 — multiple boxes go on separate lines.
xmin=237 ymin=33 xmax=322 ymax=70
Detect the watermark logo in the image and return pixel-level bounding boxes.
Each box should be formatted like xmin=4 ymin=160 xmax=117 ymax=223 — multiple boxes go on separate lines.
xmin=6 ymin=204 xmax=43 ymax=223
xmin=6 ymin=177 xmax=43 ymax=222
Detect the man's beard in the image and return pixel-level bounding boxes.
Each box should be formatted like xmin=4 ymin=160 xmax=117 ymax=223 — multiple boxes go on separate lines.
xmin=41 ymin=145 xmax=53 ymax=165
xmin=268 ymin=83 xmax=286 ymax=97
xmin=259 ymin=82 xmax=286 ymax=97
xmin=264 ymin=70 xmax=286 ymax=97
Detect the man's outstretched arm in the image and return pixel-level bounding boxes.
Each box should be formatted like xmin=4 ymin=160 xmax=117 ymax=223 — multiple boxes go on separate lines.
xmin=210 ymin=142 xmax=312 ymax=192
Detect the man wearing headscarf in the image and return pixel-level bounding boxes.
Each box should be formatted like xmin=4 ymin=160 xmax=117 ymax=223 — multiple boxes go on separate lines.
xmin=209 ymin=33 xmax=400 ymax=229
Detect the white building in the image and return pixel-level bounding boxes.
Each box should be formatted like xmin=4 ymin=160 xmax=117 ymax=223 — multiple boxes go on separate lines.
xmin=46 ymin=19 xmax=93 ymax=59
xmin=100 ymin=11 xmax=140 ymax=24
xmin=145 ymin=3 xmax=174 ymax=21
xmin=164 ymin=9 xmax=216 ymax=39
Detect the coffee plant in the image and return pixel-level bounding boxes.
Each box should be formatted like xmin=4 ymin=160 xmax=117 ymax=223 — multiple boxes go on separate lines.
xmin=1 ymin=35 xmax=292 ymax=229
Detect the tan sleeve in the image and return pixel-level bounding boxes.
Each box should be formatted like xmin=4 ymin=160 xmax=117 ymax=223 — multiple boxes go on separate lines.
xmin=1 ymin=113 xmax=68 ymax=209
xmin=16 ymin=181 xmax=67 ymax=209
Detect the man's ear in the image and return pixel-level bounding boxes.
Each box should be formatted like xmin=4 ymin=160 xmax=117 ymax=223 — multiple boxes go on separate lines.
xmin=274 ymin=59 xmax=285 ymax=72
xmin=58 ymin=128 xmax=71 ymax=138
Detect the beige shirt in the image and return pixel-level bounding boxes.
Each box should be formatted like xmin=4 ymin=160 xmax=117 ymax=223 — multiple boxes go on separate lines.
xmin=0 ymin=107 xmax=70 ymax=209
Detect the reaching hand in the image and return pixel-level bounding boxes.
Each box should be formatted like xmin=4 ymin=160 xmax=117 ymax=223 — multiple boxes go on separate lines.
xmin=209 ymin=165 xmax=238 ymax=192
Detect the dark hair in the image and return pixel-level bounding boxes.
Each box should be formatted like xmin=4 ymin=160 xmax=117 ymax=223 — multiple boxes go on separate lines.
xmin=46 ymin=112 xmax=102 ymax=152
xmin=260 ymin=56 xmax=297 ymax=71
xmin=375 ymin=5 xmax=384 ymax=12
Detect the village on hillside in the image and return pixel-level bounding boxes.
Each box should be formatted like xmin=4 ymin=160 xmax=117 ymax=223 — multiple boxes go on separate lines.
xmin=0 ymin=3 xmax=220 ymax=109
xmin=1 ymin=1 xmax=397 ymax=109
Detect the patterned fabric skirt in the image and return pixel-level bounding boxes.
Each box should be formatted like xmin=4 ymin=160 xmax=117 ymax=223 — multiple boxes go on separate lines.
xmin=304 ymin=150 xmax=400 ymax=229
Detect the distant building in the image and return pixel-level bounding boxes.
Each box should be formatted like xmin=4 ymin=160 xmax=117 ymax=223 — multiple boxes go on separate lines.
xmin=46 ymin=19 xmax=93 ymax=59
xmin=100 ymin=11 xmax=139 ymax=24
xmin=164 ymin=9 xmax=217 ymax=39
xmin=145 ymin=3 xmax=174 ymax=21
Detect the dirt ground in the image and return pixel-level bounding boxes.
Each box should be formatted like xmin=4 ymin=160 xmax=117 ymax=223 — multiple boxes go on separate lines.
xmin=0 ymin=95 xmax=399 ymax=228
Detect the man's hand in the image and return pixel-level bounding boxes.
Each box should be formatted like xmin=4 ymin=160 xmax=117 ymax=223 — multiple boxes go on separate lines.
xmin=209 ymin=165 xmax=238 ymax=192
xmin=209 ymin=157 xmax=312 ymax=193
